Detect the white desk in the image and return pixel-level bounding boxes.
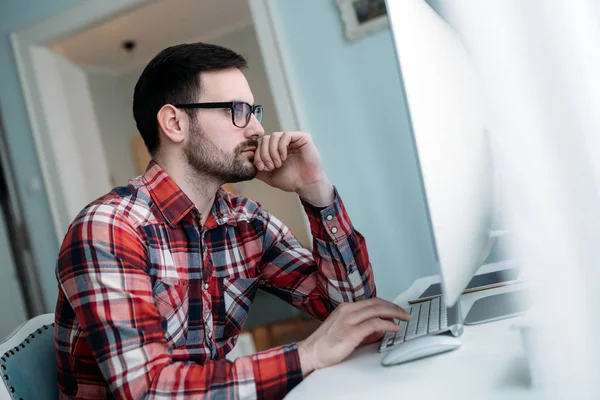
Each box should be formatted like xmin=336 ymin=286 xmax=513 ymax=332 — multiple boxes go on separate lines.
xmin=286 ymin=261 xmax=539 ymax=399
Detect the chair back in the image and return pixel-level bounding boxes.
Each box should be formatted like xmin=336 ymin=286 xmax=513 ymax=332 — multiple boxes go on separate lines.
xmin=0 ymin=313 xmax=57 ymax=400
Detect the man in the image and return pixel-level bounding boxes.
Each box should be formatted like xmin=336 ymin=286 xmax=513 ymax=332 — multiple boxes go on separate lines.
xmin=55 ymin=42 xmax=409 ymax=399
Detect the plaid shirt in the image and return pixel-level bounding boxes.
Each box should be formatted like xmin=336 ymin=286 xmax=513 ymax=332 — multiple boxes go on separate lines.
xmin=55 ymin=161 xmax=375 ymax=400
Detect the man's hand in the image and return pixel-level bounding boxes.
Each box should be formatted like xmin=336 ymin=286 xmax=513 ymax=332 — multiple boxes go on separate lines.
xmin=296 ymin=298 xmax=411 ymax=377
xmin=254 ymin=131 xmax=334 ymax=206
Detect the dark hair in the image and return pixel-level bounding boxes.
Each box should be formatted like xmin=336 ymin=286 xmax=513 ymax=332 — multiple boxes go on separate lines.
xmin=133 ymin=42 xmax=247 ymax=156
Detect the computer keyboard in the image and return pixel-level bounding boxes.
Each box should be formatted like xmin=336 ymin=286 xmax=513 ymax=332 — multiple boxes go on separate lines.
xmin=379 ymin=296 xmax=449 ymax=352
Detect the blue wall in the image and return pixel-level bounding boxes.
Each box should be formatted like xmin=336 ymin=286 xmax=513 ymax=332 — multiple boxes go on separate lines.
xmin=272 ymin=0 xmax=438 ymax=300
xmin=0 ymin=0 xmax=82 ymax=311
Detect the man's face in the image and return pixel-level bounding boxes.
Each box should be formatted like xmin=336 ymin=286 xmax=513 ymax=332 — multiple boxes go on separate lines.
xmin=183 ymin=68 xmax=264 ymax=183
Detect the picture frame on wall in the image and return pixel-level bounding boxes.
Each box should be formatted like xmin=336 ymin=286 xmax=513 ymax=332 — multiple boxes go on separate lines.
xmin=336 ymin=0 xmax=389 ymax=41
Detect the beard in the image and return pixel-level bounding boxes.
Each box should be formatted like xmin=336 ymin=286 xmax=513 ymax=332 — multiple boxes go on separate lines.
xmin=183 ymin=119 xmax=258 ymax=183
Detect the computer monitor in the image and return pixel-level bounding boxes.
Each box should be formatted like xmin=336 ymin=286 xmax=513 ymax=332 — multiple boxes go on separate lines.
xmin=386 ymin=0 xmax=496 ymax=308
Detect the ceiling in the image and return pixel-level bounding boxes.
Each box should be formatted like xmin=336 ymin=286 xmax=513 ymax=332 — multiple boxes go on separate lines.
xmin=53 ymin=0 xmax=252 ymax=74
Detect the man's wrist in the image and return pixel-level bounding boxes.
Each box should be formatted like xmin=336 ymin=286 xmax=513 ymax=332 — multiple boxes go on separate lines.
xmin=297 ymin=340 xmax=316 ymax=377
xmin=296 ymin=180 xmax=334 ymax=207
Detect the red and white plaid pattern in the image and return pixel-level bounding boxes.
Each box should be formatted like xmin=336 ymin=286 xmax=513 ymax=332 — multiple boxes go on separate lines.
xmin=55 ymin=161 xmax=376 ymax=399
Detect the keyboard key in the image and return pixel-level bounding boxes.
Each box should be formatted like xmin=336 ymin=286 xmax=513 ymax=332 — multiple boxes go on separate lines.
xmin=382 ymin=330 xmax=395 ymax=342
xmin=393 ymin=320 xmax=408 ymax=343
xmin=416 ymin=301 xmax=430 ymax=336
xmin=440 ymin=301 xmax=448 ymax=329
xmin=380 ymin=337 xmax=392 ymax=350
xmin=428 ymin=297 xmax=440 ymax=333
xmin=405 ymin=304 xmax=421 ymax=340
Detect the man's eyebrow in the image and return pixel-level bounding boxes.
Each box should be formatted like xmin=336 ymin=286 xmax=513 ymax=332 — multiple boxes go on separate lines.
xmin=231 ymin=99 xmax=255 ymax=105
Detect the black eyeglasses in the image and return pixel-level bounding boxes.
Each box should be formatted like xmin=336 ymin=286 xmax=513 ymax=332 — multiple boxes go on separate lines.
xmin=174 ymin=101 xmax=263 ymax=128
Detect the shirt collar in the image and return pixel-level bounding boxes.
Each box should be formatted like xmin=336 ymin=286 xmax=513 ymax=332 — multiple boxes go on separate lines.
xmin=210 ymin=188 xmax=233 ymax=227
xmin=142 ymin=161 xmax=232 ymax=228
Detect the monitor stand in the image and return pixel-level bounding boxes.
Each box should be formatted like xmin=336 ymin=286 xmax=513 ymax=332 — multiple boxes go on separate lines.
xmin=463 ymin=289 xmax=533 ymax=325
xmin=446 ymin=301 xmax=465 ymax=336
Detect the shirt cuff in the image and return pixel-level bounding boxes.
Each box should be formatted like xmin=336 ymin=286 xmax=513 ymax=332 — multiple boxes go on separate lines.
xmin=301 ymin=187 xmax=353 ymax=243
xmin=251 ymin=343 xmax=303 ymax=399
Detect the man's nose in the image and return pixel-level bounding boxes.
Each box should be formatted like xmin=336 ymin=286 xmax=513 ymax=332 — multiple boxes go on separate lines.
xmin=245 ymin=114 xmax=265 ymax=139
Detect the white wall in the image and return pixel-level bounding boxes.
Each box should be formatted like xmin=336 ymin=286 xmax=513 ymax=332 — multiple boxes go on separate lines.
xmin=86 ymin=70 xmax=137 ymax=186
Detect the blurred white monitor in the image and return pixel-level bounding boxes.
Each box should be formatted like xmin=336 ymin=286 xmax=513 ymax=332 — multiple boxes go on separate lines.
xmin=386 ymin=0 xmax=495 ymax=308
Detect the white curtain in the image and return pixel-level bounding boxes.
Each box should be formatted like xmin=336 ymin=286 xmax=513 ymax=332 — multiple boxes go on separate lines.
xmin=435 ymin=0 xmax=600 ymax=397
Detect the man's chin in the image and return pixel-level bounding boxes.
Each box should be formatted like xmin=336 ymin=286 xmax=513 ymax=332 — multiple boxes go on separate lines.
xmin=226 ymin=167 xmax=257 ymax=183
xmin=241 ymin=159 xmax=258 ymax=176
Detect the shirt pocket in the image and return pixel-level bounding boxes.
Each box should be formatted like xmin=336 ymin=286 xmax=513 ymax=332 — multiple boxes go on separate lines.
xmin=219 ymin=277 xmax=259 ymax=339
xmin=152 ymin=280 xmax=189 ymax=348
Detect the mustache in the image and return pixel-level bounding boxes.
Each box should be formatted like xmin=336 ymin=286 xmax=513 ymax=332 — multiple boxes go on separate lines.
xmin=236 ymin=140 xmax=259 ymax=153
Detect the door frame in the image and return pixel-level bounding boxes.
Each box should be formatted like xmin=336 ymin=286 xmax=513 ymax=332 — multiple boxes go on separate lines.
xmin=0 ymin=111 xmax=42 ymax=317
xmin=11 ymin=0 xmax=307 ymax=243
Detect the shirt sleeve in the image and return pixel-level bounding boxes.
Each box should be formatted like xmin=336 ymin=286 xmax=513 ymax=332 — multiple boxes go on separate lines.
xmin=258 ymin=188 xmax=376 ymax=320
xmin=56 ymin=204 xmax=302 ymax=400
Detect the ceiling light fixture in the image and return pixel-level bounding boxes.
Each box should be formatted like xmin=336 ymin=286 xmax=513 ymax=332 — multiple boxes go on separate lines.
xmin=121 ymin=39 xmax=137 ymax=53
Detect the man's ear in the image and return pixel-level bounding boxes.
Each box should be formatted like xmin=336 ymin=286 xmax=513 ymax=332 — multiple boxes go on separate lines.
xmin=157 ymin=104 xmax=188 ymax=145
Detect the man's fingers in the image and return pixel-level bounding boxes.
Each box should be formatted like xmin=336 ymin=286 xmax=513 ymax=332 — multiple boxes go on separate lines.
xmin=254 ymin=138 xmax=264 ymax=170
xmin=335 ymin=298 xmax=405 ymax=316
xmin=360 ymin=329 xmax=386 ymax=346
xmin=254 ymin=131 xmax=312 ymax=171
xmin=259 ymin=135 xmax=273 ymax=170
xmin=278 ymin=131 xmax=292 ymax=161
xmin=345 ymin=302 xmax=410 ymax=327
xmin=283 ymin=131 xmax=312 ymax=152
xmin=269 ymin=132 xmax=282 ymax=167
xmin=353 ymin=318 xmax=400 ymax=344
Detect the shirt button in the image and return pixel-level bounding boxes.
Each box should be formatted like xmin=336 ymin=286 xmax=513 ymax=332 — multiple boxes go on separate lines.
xmin=326 ymin=215 xmax=333 ymax=221
xmin=204 ymin=283 xmax=209 ymax=290
xmin=331 ymin=227 xmax=338 ymax=234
